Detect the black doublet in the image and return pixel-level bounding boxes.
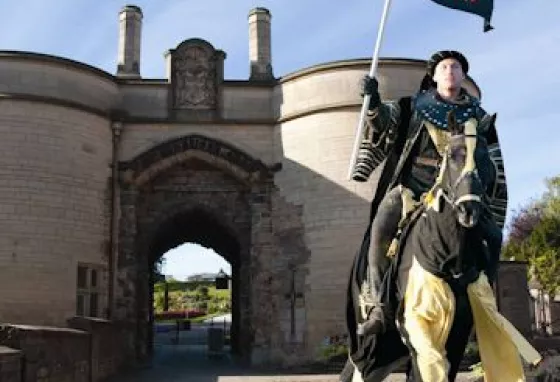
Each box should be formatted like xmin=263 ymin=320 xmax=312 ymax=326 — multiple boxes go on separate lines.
xmin=401 ymin=89 xmax=481 ymax=199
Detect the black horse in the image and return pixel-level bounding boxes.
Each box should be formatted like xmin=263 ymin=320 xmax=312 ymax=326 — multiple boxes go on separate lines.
xmin=343 ymin=111 xmax=499 ymax=382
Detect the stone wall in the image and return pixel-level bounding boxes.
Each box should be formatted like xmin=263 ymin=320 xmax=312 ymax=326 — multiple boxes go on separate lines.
xmin=0 ymin=101 xmax=112 ymax=326
xmin=67 ymin=317 xmax=127 ymax=382
xmin=551 ymin=301 xmax=560 ymax=335
xmin=0 ymin=346 xmax=21 ymax=382
xmin=0 ymin=53 xmax=119 ymax=113
xmin=496 ymin=261 xmax=533 ymax=337
xmin=118 ymin=123 xmax=275 ymax=168
xmin=0 ymin=325 xmax=89 ymax=382
xmin=0 ymin=321 xmax=128 ymax=382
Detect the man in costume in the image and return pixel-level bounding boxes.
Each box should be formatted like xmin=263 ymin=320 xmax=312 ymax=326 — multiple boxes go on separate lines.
xmin=344 ymin=50 xmax=508 ymax=381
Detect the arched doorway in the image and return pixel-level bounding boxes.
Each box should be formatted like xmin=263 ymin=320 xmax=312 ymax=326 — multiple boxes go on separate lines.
xmin=113 ymin=134 xmax=278 ymax=365
xmin=147 ymin=208 xmax=242 ymax=357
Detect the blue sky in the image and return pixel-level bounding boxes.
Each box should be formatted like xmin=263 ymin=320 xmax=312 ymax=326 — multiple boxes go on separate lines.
xmin=1 ymin=0 xmax=557 ymax=280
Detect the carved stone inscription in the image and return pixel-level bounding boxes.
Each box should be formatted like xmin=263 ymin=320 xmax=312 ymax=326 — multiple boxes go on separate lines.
xmin=121 ymin=135 xmax=269 ymax=178
xmin=172 ymin=43 xmax=216 ymax=110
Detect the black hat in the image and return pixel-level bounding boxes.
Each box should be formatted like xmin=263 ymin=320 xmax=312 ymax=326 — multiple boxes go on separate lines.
xmin=427 ymin=50 xmax=469 ymax=77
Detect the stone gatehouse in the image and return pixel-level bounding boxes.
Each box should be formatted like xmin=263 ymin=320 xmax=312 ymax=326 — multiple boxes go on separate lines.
xmin=0 ymin=4 xmax=529 ymax=374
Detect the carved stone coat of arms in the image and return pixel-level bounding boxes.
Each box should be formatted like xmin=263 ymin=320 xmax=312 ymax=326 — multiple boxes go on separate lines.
xmin=172 ymin=42 xmax=217 ymax=110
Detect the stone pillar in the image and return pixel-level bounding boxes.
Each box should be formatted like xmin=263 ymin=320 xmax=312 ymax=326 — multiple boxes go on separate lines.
xmin=164 ymin=50 xmax=172 ymax=82
xmin=495 ymin=261 xmax=533 ymax=338
xmin=550 ymin=301 xmax=560 ymax=335
xmin=248 ymin=8 xmax=273 ymax=81
xmin=114 ymin=180 xmax=140 ymax=363
xmin=117 ymin=5 xmax=143 ymax=78
xmin=0 ymin=346 xmax=22 ymax=382
xmin=248 ymin=182 xmax=276 ymax=365
xmin=67 ymin=317 xmax=126 ymax=382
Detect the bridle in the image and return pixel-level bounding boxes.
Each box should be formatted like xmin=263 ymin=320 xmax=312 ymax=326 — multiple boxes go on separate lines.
xmin=428 ymin=118 xmax=484 ymax=213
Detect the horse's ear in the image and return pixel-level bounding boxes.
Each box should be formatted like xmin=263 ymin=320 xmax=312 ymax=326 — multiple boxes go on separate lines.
xmin=446 ymin=110 xmax=462 ymax=135
xmin=489 ymin=113 xmax=497 ymax=127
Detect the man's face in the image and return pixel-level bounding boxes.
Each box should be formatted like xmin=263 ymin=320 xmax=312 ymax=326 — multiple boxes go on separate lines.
xmin=432 ymin=58 xmax=464 ymax=90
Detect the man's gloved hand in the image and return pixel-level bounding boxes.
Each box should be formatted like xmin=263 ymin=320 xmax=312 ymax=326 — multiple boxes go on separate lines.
xmin=360 ymin=75 xmax=381 ymax=110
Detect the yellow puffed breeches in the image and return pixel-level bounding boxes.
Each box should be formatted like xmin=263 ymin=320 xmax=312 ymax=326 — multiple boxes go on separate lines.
xmin=403 ymin=258 xmax=542 ymax=382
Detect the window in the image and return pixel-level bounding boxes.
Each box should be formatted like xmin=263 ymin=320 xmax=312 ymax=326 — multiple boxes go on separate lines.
xmin=76 ymin=264 xmax=105 ymax=318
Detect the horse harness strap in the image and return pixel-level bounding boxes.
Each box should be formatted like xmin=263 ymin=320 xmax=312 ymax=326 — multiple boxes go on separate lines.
xmin=414 ymin=156 xmax=439 ymax=167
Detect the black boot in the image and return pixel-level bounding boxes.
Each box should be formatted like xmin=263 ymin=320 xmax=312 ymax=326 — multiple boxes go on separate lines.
xmin=360 ymin=187 xmax=402 ymax=337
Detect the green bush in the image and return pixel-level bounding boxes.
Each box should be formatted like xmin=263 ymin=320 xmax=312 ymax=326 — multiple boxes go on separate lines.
xmin=319 ymin=343 xmax=348 ymax=360
xmin=464 ymin=341 xmax=480 ymax=360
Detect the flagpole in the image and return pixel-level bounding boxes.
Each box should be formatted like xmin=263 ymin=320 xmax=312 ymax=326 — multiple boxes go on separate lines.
xmin=347 ymin=0 xmax=393 ymax=181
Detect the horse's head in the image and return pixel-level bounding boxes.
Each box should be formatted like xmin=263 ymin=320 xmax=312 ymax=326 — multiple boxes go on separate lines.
xmin=435 ymin=111 xmax=496 ymax=228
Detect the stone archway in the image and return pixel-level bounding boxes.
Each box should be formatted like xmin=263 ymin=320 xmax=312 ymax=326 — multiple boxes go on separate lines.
xmin=113 ymin=134 xmax=278 ymax=364
xmin=143 ymin=204 xmax=246 ymax=358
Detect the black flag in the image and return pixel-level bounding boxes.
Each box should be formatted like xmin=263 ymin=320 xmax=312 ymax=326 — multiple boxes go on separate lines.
xmin=430 ymin=0 xmax=494 ymax=32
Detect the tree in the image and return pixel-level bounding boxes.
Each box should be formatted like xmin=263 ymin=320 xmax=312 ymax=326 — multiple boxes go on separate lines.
xmin=153 ymin=291 xmax=165 ymax=313
xmin=153 ymin=257 xmax=166 ymax=282
xmin=542 ymin=176 xmax=560 ymax=218
xmin=501 ymin=203 xmax=543 ymax=262
xmin=502 ymin=176 xmax=560 ymax=296
xmin=523 ymin=215 xmax=560 ymax=296
xmin=505 ymin=204 xmax=544 ymax=247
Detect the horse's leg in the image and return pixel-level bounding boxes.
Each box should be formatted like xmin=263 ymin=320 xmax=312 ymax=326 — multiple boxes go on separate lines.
xmin=478 ymin=214 xmax=503 ymax=285
xmin=445 ymin=287 xmax=474 ymax=381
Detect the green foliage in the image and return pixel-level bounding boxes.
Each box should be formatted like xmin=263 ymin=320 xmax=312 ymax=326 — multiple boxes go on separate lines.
xmin=198 ymin=286 xmax=209 ymax=295
xmin=542 ymin=176 xmax=560 ymax=217
xmin=153 ymin=280 xmax=215 ymax=293
xmin=503 ymin=175 xmax=560 ymax=296
xmin=501 ymin=240 xmax=525 ymax=262
xmin=464 ymin=341 xmax=480 ymax=361
xmin=525 ymin=215 xmax=560 ymax=296
xmin=469 ymin=361 xmax=485 ymax=379
xmin=318 ymin=343 xmax=348 ymax=360
xmin=153 ymin=292 xmax=166 ymax=312
xmin=152 ymin=282 xmax=231 ymax=315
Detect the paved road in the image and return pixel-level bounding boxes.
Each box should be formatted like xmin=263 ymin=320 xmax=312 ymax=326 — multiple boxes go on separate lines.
xmin=108 ymin=328 xmax=477 ymax=382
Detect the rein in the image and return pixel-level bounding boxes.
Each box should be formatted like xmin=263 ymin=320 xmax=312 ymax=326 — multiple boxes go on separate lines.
xmin=425 ymin=116 xmax=482 ymax=213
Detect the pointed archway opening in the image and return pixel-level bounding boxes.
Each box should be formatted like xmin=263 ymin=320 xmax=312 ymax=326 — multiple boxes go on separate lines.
xmin=146 ymin=207 xmax=245 ymax=364
xmin=152 ymin=244 xmax=233 ymax=357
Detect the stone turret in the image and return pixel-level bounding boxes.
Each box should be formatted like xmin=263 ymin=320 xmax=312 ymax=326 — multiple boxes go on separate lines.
xmin=248 ymin=7 xmax=273 ymax=80
xmin=117 ymin=5 xmax=143 ymax=78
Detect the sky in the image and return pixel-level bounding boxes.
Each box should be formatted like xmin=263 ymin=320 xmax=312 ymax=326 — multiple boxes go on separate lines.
xmin=1 ymin=0 xmax=557 ymax=280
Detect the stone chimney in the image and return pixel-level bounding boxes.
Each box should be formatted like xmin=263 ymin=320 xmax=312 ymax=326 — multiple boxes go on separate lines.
xmin=248 ymin=7 xmax=273 ymax=80
xmin=117 ymin=5 xmax=143 ymax=78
